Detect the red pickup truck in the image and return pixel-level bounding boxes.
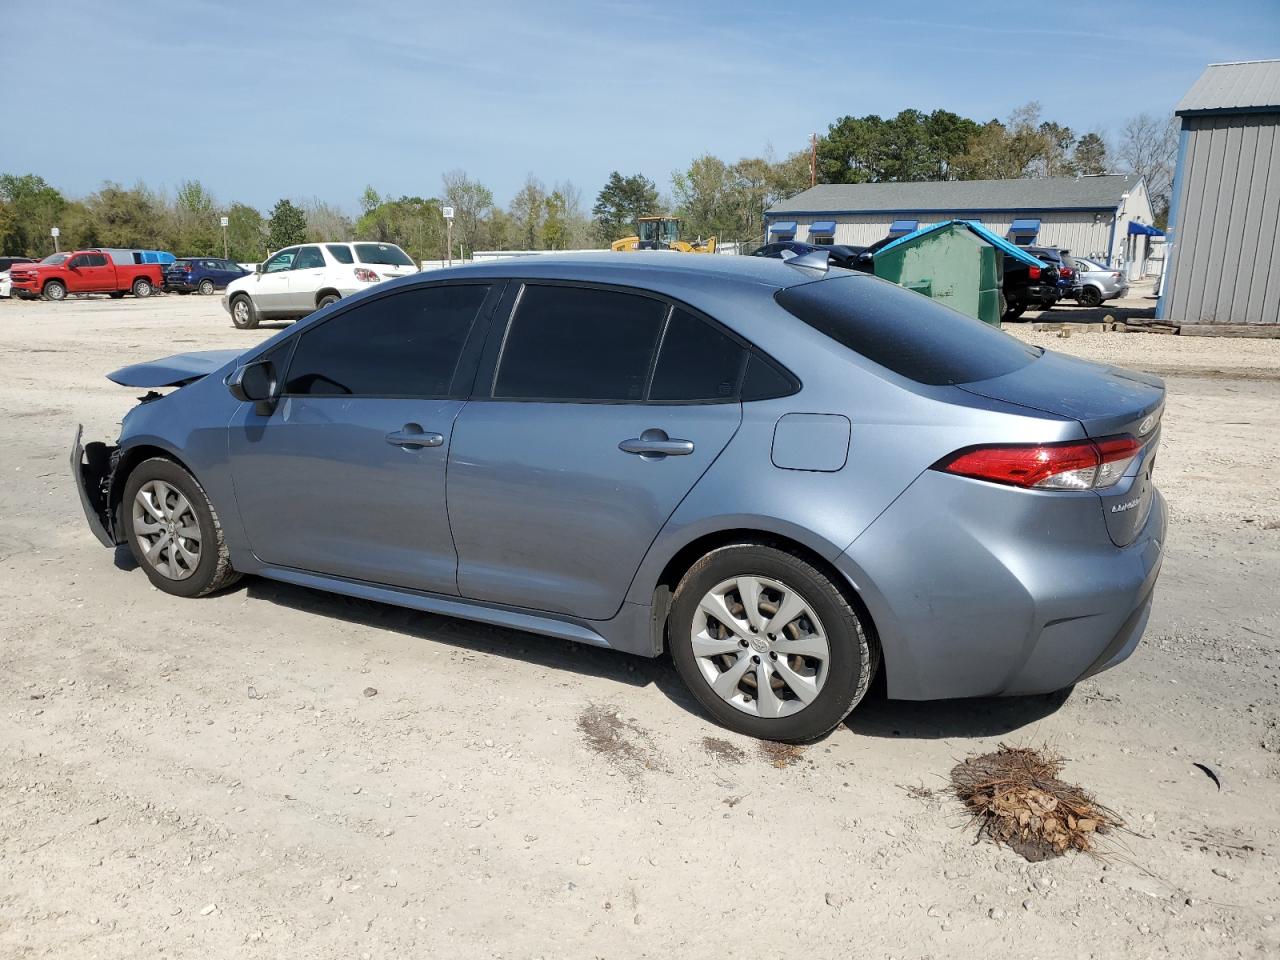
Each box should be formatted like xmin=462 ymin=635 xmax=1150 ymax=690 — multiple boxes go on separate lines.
xmin=9 ymin=251 xmax=164 ymax=301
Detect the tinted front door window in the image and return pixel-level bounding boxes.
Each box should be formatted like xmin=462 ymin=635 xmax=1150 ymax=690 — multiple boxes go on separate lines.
xmin=493 ymin=285 xmax=666 ymax=401
xmin=285 ymin=285 xmax=490 ymax=397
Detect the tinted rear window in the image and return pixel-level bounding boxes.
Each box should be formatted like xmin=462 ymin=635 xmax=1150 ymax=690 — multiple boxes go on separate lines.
xmin=493 ymin=285 xmax=666 ymax=401
xmin=355 ymin=243 xmax=414 ymax=266
xmin=326 ymin=244 xmax=354 ymax=264
xmin=775 ymin=276 xmax=1040 ymax=386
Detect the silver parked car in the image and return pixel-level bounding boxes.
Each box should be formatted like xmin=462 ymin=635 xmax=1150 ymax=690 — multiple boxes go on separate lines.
xmin=73 ymin=253 xmax=1166 ymax=742
xmin=1072 ymin=257 xmax=1130 ymax=307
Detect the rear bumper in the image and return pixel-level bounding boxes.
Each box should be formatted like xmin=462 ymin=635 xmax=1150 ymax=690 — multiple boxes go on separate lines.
xmin=71 ymin=425 xmax=119 ymax=548
xmin=165 ymin=279 xmax=197 ymax=291
xmin=838 ymin=471 xmax=1167 ymax=701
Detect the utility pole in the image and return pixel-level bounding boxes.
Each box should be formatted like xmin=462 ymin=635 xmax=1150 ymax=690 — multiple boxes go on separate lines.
xmin=220 ymin=216 xmax=229 ymax=259
xmin=810 ymin=133 xmax=817 ymax=188
xmin=442 ymin=206 xmax=455 ymax=267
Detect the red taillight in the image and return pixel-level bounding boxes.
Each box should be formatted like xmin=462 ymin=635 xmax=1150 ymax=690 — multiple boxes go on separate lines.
xmin=1028 ymin=266 xmax=1041 ymax=280
xmin=354 ymin=267 xmax=379 ymax=282
xmin=936 ymin=436 xmax=1142 ymax=490
xmin=183 ymin=264 xmax=193 ymax=272
xmin=1061 ymin=268 xmax=1074 ymax=279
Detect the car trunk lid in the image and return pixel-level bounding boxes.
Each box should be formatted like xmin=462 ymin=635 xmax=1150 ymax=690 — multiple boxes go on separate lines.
xmin=958 ymin=350 xmax=1165 ymax=547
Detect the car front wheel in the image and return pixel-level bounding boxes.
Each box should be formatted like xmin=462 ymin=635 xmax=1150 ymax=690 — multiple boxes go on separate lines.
xmin=230 ymin=295 xmax=258 ymax=329
xmin=669 ymin=544 xmax=877 ymax=743
xmin=122 ymin=457 xmax=241 ymax=598
xmin=199 ymin=279 xmax=215 ymax=296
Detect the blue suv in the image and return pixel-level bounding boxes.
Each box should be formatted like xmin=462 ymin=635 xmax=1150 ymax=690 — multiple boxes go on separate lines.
xmin=164 ymin=258 xmax=248 ymax=296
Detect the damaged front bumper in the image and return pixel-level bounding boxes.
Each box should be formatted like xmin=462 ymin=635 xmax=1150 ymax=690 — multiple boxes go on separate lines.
xmin=71 ymin=425 xmax=120 ymax=548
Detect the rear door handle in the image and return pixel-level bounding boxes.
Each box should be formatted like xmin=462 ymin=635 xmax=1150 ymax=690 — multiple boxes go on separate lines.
xmin=386 ymin=425 xmax=444 ymax=448
xmin=619 ymin=428 xmax=694 ymax=459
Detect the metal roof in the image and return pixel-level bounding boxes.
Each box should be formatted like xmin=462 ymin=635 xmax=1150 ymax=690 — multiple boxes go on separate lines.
xmin=767 ymin=174 xmax=1140 ymax=216
xmin=1176 ymin=60 xmax=1280 ymax=116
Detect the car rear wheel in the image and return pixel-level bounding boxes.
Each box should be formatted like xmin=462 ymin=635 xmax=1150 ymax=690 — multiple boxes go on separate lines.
xmin=132 ymin=278 xmax=153 ymax=298
xmin=1078 ymin=286 xmax=1103 ymax=307
xmin=1002 ymin=300 xmax=1026 ymax=321
xmin=122 ymin=457 xmax=241 ymax=598
xmin=198 ymin=279 xmax=215 ymax=296
xmin=231 ymin=295 xmax=258 ymax=329
xmin=317 ymin=293 xmax=340 ymax=310
xmin=669 ymin=544 xmax=877 ymax=743
xmin=43 ymin=280 xmax=67 ymax=302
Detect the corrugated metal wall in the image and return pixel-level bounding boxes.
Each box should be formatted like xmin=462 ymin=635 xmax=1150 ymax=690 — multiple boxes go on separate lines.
xmin=1164 ymin=113 xmax=1280 ymax=325
xmin=782 ymin=213 xmax=1116 ymax=261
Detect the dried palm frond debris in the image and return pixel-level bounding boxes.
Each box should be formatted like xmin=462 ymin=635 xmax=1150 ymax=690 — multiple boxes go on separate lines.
xmin=950 ymin=745 xmax=1122 ymax=861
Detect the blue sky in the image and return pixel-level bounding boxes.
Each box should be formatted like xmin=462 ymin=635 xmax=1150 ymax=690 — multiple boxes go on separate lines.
xmin=5 ymin=0 xmax=1277 ymax=212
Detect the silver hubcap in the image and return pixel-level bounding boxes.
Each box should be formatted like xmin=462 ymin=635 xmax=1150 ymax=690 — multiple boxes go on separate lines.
xmin=233 ymin=300 xmax=249 ymax=322
xmin=48 ymin=285 xmax=64 ymax=300
xmin=201 ymin=281 xmax=213 ymax=294
xmin=132 ymin=480 xmax=201 ymax=580
xmin=691 ymin=575 xmax=830 ymax=719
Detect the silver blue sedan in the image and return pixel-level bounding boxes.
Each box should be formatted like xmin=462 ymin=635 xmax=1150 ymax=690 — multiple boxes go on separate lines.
xmin=73 ymin=253 xmax=1166 ymax=742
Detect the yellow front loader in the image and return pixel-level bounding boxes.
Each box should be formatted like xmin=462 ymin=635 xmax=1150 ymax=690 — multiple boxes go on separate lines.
xmin=610 ymin=216 xmax=717 ymax=254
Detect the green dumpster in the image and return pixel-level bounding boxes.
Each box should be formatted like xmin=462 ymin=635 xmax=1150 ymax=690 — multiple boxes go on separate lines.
xmin=872 ymin=221 xmax=1003 ymax=326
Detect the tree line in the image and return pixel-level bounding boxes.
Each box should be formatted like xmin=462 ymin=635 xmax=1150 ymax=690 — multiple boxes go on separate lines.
xmin=0 ymin=101 xmax=1176 ymax=262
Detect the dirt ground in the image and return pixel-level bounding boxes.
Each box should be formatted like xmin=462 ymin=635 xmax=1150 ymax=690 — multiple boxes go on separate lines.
xmin=1 ymin=287 xmax=1278 ymax=959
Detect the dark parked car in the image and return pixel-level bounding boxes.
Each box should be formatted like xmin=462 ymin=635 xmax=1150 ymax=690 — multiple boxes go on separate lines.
xmin=1001 ymin=254 xmax=1062 ymax=320
xmin=1027 ymin=246 xmax=1078 ymax=295
xmin=74 ymin=253 xmax=1165 ymax=743
xmin=0 ymin=256 xmax=37 ymax=273
xmin=164 ymin=258 xmax=249 ymax=295
xmin=751 ymin=241 xmax=864 ymax=270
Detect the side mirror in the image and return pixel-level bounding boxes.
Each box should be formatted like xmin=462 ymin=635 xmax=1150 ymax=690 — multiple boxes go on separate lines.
xmin=255 ymin=262 xmax=264 ymax=274
xmin=227 ymin=360 xmax=278 ymax=416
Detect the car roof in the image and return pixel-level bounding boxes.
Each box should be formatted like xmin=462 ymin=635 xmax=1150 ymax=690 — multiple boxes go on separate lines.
xmin=423 ymin=251 xmax=820 ymax=289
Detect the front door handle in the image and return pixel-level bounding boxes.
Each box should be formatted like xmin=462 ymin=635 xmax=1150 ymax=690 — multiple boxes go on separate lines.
xmin=619 ymin=428 xmax=694 ymax=459
xmin=386 ymin=424 xmax=444 ymax=448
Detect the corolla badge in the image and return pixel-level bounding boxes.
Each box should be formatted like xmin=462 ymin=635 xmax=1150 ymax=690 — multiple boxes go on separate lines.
xmin=1137 ymin=414 xmax=1157 ymax=436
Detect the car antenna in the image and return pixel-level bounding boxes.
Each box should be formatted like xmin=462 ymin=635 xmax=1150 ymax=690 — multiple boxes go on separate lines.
xmin=779 ymin=249 xmax=830 ymax=275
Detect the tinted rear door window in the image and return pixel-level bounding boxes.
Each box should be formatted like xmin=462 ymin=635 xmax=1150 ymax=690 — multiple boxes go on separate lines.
xmin=284 ymin=284 xmax=491 ymax=397
xmin=649 ymin=309 xmax=745 ymax=402
xmin=326 ymin=244 xmax=355 ymax=264
xmin=775 ymin=276 xmax=1040 ymax=386
xmin=493 ymin=285 xmax=666 ymax=401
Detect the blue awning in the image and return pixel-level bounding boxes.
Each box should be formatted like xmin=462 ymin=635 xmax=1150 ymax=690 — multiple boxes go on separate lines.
xmin=888 ymin=219 xmax=918 ymax=236
xmin=1009 ymin=218 xmax=1041 ymax=234
xmin=768 ymin=221 xmax=798 ymax=235
xmin=1127 ymin=221 xmax=1165 ymax=237
xmin=808 ymin=220 xmax=837 ymax=236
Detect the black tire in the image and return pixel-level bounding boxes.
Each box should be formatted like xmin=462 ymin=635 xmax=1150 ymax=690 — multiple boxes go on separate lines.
xmin=1002 ymin=300 xmax=1026 ymax=321
xmin=43 ymin=280 xmax=67 ymax=302
xmin=230 ymin=294 xmax=259 ymax=329
xmin=198 ymin=279 xmax=215 ymax=296
xmin=122 ymin=457 xmax=241 ymax=598
xmin=316 ymin=293 xmax=340 ymax=310
xmin=132 ymin=278 xmax=153 ymax=298
xmin=669 ymin=543 xmax=878 ymax=743
xmin=1078 ymin=286 xmax=1103 ymax=307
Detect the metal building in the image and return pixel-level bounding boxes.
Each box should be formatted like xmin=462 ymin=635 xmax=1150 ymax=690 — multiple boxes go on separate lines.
xmin=1159 ymin=59 xmax=1280 ymax=330
xmin=765 ymin=174 xmax=1157 ymax=274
